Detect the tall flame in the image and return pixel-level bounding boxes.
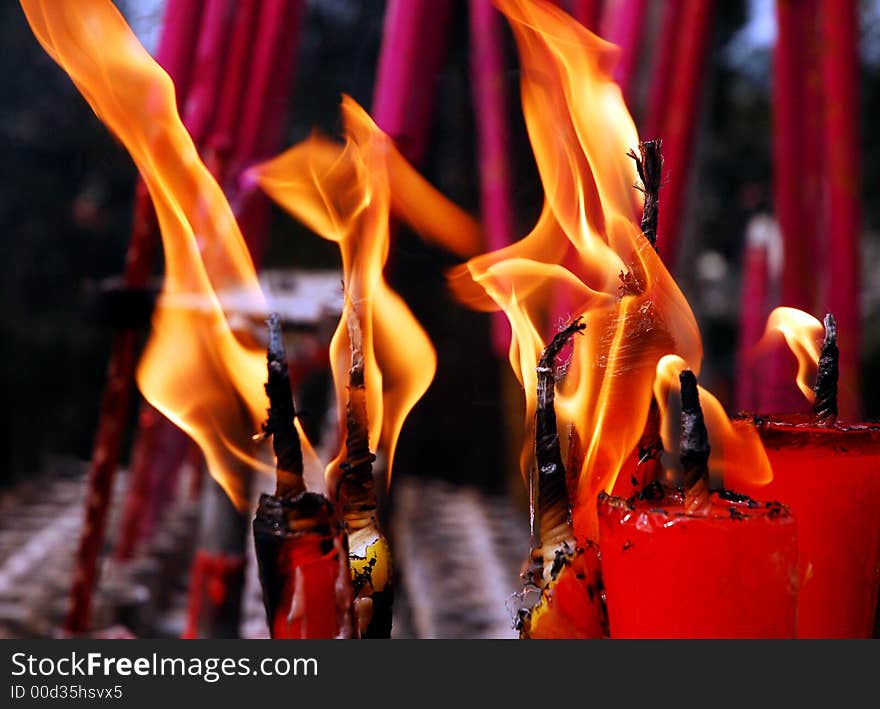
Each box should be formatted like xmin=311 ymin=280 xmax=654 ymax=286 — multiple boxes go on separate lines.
xmin=252 ymin=97 xmax=476 ymax=486
xmin=450 ymin=0 xmax=768 ymax=539
xmin=756 ymin=307 xmax=824 ymax=403
xmin=20 ymin=0 xmax=298 ymax=508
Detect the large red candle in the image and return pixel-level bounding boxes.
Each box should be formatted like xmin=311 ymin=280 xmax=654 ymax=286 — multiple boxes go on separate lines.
xmin=598 ymin=486 xmax=798 ymax=638
xmin=737 ymin=416 xmax=880 ymax=638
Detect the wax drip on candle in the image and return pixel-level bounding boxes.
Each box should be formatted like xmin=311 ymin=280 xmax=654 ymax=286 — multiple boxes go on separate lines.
xmin=263 ymin=313 xmax=305 ymax=498
xmin=679 ymin=370 xmax=711 ymax=515
xmin=531 ymin=317 xmax=586 ymax=577
xmin=813 ymin=313 xmax=838 ymax=424
xmin=627 ymin=139 xmax=663 ymax=250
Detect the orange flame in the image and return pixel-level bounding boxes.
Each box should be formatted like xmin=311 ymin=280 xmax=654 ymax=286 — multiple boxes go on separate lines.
xmin=756 ymin=307 xmax=824 ymax=403
xmin=252 ymin=97 xmax=473 ymax=487
xmin=19 ymin=0 xmax=320 ymax=508
xmin=450 ymin=0 xmax=769 ymax=539
xmin=654 ymin=356 xmax=772 ymax=488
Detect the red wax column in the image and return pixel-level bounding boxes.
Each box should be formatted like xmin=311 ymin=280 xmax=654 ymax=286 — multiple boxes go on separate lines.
xmin=737 ymin=417 xmax=880 ymax=638
xmin=598 ymin=488 xmax=798 ymax=638
xmin=656 ymin=0 xmax=714 ymax=269
xmin=818 ymin=0 xmax=862 ymax=419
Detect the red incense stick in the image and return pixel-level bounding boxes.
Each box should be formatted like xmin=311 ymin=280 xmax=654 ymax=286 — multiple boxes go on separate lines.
xmin=64 ymin=0 xmax=203 ymax=635
xmin=181 ymin=0 xmax=233 ymax=148
xmin=372 ymin=0 xmax=454 ymax=165
xmin=227 ymin=0 xmax=305 ymax=265
xmin=643 ymin=0 xmax=683 ymax=140
xmin=773 ymin=0 xmax=816 ymax=314
xmin=569 ymin=0 xmax=603 ymax=30
xmin=818 ymin=0 xmax=861 ymax=419
xmin=116 ymin=0 xmax=245 ymax=567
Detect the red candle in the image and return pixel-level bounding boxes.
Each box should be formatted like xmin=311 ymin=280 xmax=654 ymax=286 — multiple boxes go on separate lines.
xmin=518 ymin=543 xmax=605 ymax=639
xmin=598 ymin=487 xmax=798 ymax=638
xmin=737 ymin=416 xmax=880 ymax=638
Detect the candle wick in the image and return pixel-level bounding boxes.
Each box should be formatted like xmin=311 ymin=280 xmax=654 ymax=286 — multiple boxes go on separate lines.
xmin=627 ymin=138 xmax=663 ymax=251
xmin=531 ymin=316 xmax=586 ymax=577
xmin=679 ymin=370 xmax=710 ymax=515
xmin=264 ymin=312 xmax=306 ymax=498
xmin=813 ymin=312 xmax=839 ymax=424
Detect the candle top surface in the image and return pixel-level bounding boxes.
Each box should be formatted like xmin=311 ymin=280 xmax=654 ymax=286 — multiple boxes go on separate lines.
xmin=598 ymin=484 xmax=793 ymax=528
xmin=742 ymin=414 xmax=880 ymax=451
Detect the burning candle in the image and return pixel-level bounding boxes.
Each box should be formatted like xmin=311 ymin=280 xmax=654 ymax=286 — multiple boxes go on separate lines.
xmin=598 ymin=487 xmax=798 ymax=639
xmin=738 ymin=310 xmax=880 ymax=638
xmin=738 ymin=417 xmax=880 ymax=638
xmin=599 ymin=371 xmax=798 ymax=638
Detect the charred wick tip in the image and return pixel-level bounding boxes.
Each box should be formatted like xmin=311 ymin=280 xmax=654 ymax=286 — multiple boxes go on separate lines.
xmin=814 ymin=313 xmax=839 ymax=423
xmin=627 ymin=139 xmax=663 ymax=249
xmin=679 ymin=370 xmax=710 ymax=495
xmin=263 ymin=313 xmax=304 ymax=497
xmin=540 ymin=317 xmax=587 ymax=371
xmin=343 ymin=310 xmax=374 ymax=480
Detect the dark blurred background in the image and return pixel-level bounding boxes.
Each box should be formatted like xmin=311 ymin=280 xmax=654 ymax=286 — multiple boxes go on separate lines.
xmin=1 ymin=0 xmax=880 ymax=493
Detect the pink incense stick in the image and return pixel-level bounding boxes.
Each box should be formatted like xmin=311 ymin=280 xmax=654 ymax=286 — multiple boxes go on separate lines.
xmin=228 ymin=0 xmax=305 ymax=264
xmin=599 ymin=0 xmax=647 ymax=102
xmin=469 ymin=0 xmax=515 ymax=357
xmin=372 ymin=0 xmax=454 ymax=165
xmin=569 ymin=0 xmax=603 ymax=30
